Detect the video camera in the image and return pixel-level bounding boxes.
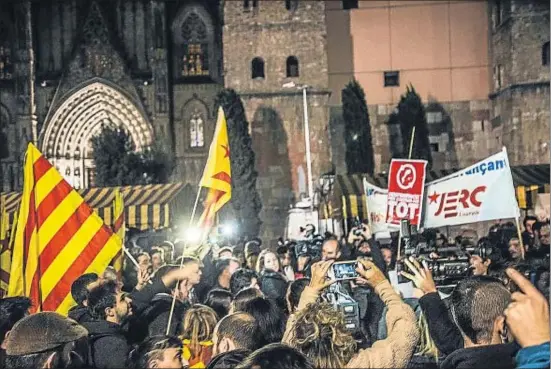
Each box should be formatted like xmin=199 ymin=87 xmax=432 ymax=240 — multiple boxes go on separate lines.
xmin=397 ymin=220 xmax=473 ymax=285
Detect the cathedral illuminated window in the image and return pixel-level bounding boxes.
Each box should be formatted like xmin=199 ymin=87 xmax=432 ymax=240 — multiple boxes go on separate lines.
xmin=181 ymin=13 xmax=209 ymax=77
xmin=189 ymin=111 xmax=205 ymax=148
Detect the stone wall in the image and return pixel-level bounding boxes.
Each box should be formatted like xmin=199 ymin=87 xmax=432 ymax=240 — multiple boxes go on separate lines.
xmin=223 ymin=0 xmax=331 ymax=241
xmin=363 ymin=99 xmax=492 ymax=173
xmin=489 ymin=0 xmax=550 ymax=166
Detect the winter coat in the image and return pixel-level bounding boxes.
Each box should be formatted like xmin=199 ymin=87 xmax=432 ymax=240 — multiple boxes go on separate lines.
xmin=440 ymin=342 xmax=519 ymax=369
xmin=67 ymin=304 xmax=94 ymax=324
xmin=141 ymin=293 xmax=190 ymax=336
xmin=283 ymin=280 xmax=420 ymax=368
xmin=418 ymin=291 xmax=463 ymax=356
xmin=516 ymin=342 xmax=550 ymax=369
xmin=81 ymin=320 xmax=129 ymax=369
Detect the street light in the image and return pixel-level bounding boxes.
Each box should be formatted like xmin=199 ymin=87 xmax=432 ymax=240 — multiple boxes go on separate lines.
xmin=282 ymin=81 xmax=314 ymax=203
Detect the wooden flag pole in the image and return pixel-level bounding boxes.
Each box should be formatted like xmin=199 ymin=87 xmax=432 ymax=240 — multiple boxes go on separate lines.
xmin=515 ymin=217 xmax=526 ymax=260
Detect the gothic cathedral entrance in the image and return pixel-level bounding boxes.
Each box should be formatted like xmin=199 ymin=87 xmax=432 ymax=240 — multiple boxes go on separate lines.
xmin=41 ymin=81 xmax=153 ymax=189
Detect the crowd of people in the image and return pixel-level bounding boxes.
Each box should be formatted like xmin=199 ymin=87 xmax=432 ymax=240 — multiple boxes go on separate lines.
xmin=0 ymin=217 xmax=549 ymax=369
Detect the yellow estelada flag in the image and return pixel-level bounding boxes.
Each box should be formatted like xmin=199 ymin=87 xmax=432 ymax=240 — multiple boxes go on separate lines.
xmin=111 ymin=189 xmax=125 ymax=277
xmin=197 ymin=107 xmax=232 ymax=229
xmin=8 ymin=143 xmax=121 ymax=315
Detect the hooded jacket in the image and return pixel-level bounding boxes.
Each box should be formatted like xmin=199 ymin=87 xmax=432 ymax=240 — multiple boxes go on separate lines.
xmin=67 ymin=304 xmax=94 ymax=324
xmin=440 ymin=342 xmax=519 ymax=369
xmin=81 ymin=320 xmax=129 ymax=369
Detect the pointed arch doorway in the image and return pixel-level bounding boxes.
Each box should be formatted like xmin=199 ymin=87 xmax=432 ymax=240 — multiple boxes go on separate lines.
xmin=41 ymin=81 xmax=154 ymax=189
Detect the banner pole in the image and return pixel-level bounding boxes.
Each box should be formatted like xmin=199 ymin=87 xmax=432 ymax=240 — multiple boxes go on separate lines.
xmin=515 ymin=217 xmax=526 ymax=260
xmin=408 ymin=126 xmax=416 ymax=160
xmin=166 ymin=186 xmax=202 ymax=335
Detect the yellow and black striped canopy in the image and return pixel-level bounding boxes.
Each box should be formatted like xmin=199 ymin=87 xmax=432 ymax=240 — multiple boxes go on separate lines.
xmin=1 ymin=183 xmax=186 ymax=231
xmin=323 ymin=164 xmax=550 ymax=220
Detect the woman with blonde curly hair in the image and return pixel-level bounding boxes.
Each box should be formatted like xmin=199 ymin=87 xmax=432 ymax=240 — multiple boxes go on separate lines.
xmin=180 ymin=304 xmax=219 ymax=368
xmin=286 ymin=302 xmax=357 ymax=368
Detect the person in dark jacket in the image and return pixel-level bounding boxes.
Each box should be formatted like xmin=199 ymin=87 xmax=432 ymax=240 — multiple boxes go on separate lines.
xmin=140 ymin=259 xmax=202 ymax=336
xmin=84 ymin=262 xmax=203 ymax=367
xmin=68 ymin=273 xmax=100 ymax=323
xmin=439 ymin=276 xmax=518 ymax=369
xmin=0 ymin=297 xmax=32 ymax=368
xmin=259 ymin=269 xmax=288 ymax=311
xmin=83 ymin=280 xmax=132 ymax=368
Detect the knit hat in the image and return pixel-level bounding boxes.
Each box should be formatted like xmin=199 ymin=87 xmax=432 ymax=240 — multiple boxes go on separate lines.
xmin=245 ymin=241 xmax=261 ymax=258
xmin=5 ymin=312 xmax=88 ymax=355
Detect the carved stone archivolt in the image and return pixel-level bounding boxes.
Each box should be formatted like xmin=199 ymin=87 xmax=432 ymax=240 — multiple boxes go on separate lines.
xmin=40 ymin=81 xmax=153 ymax=188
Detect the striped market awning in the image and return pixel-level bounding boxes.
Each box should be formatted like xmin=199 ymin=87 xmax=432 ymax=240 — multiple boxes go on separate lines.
xmin=1 ymin=183 xmax=186 ymax=231
xmin=322 ymin=164 xmax=550 ymax=220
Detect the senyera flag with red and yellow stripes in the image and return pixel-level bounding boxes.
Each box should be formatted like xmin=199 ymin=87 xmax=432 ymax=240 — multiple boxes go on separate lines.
xmin=8 ymin=143 xmax=122 ymax=315
xmin=197 ymin=107 xmax=232 ymax=229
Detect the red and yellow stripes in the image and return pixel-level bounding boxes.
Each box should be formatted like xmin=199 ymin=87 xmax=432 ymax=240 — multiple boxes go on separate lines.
xmin=8 ymin=144 xmax=121 ymax=315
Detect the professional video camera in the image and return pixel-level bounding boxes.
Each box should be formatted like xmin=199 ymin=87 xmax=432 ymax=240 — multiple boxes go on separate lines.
xmin=397 ymin=220 xmax=474 ymax=286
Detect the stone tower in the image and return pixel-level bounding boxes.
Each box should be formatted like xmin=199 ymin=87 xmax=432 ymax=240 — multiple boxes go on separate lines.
xmin=223 ymin=0 xmax=332 ymax=242
xmin=489 ymin=0 xmax=550 ymax=165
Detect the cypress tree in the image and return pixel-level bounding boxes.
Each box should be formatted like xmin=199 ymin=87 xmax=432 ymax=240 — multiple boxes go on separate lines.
xmin=217 ymin=88 xmax=262 ymax=239
xmin=342 ymin=79 xmax=375 ymax=175
xmin=394 ymin=84 xmax=432 ymax=167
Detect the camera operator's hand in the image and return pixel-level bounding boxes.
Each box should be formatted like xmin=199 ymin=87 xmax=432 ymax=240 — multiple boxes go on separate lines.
xmin=356 ymin=259 xmax=386 ymax=288
xmin=400 ymin=257 xmax=437 ymax=297
xmin=309 ymin=260 xmax=336 ymax=292
xmin=504 ymin=267 xmax=550 ymax=348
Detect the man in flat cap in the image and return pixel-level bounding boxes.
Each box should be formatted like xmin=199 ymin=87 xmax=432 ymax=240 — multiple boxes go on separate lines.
xmin=4 ymin=312 xmax=89 ymax=369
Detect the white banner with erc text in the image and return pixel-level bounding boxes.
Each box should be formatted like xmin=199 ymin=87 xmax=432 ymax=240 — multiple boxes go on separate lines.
xmin=422 ymin=148 xmax=520 ymax=228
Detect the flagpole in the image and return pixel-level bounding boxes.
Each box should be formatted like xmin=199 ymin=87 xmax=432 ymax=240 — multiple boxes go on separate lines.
xmin=166 ymin=186 xmax=202 ymax=335
xmin=408 ymin=126 xmax=416 ymax=160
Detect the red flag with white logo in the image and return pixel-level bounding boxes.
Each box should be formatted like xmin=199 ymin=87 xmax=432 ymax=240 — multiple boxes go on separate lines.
xmin=385 ymin=159 xmax=428 ymax=227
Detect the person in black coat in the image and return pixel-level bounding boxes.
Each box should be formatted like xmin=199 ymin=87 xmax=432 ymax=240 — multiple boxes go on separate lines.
xmin=404 ymin=258 xmax=520 ymax=369
xmin=67 ymin=273 xmax=100 ymax=323
xmin=82 ymin=281 xmax=132 ymax=368
xmin=82 ymin=262 xmax=203 ymax=368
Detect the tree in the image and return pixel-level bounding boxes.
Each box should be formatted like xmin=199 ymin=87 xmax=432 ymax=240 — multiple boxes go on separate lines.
xmin=216 ymin=88 xmax=262 ymax=239
xmin=91 ymin=125 xmax=173 ymax=187
xmin=342 ymin=79 xmax=375 ymax=175
xmin=391 ymin=84 xmax=432 ymax=167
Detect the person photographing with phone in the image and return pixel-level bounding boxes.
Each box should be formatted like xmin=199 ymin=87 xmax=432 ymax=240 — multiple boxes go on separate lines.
xmin=282 ymin=259 xmax=419 ymax=368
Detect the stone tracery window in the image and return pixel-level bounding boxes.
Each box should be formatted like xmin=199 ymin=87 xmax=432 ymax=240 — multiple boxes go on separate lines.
xmin=0 ymin=21 xmax=13 ymax=81
xmin=189 ymin=110 xmax=205 ymax=148
xmin=181 ymin=13 xmax=209 ymax=77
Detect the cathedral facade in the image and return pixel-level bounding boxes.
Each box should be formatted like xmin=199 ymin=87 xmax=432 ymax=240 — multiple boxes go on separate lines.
xmin=0 ymin=0 xmax=548 ymax=240
xmin=0 ymin=0 xmax=331 ymax=240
